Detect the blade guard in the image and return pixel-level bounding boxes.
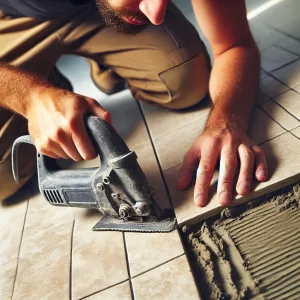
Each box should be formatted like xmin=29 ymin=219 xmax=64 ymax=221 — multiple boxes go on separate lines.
xmin=12 ymin=116 xmax=177 ymax=233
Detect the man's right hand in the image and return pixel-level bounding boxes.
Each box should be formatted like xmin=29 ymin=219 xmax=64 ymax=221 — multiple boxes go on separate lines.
xmin=26 ymin=86 xmax=112 ymax=161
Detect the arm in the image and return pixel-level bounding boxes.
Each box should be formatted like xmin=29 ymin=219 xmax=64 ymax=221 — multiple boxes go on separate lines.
xmin=177 ymin=0 xmax=268 ymax=206
xmin=0 ymin=62 xmax=111 ymax=160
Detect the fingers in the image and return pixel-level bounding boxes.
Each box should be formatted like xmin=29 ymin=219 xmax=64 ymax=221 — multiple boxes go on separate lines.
xmin=194 ymin=146 xmax=219 ymax=207
xmin=69 ymin=116 xmax=97 ymax=160
xmin=177 ymin=147 xmax=199 ymax=191
xmin=236 ymin=144 xmax=255 ymax=196
xmin=252 ymin=145 xmax=268 ymax=182
xmin=36 ymin=139 xmax=68 ymax=160
xmin=86 ymin=97 xmax=112 ymax=125
xmin=217 ymin=147 xmax=238 ymax=206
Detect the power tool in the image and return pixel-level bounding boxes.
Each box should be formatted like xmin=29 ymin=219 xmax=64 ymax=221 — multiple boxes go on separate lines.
xmin=12 ymin=116 xmax=177 ymax=232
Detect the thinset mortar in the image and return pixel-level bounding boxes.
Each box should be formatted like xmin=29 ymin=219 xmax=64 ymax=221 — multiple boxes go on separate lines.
xmin=183 ymin=182 xmax=300 ymax=300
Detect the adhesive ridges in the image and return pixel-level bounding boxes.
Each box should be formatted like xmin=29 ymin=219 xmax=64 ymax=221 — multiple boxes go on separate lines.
xmin=185 ymin=183 xmax=300 ymax=300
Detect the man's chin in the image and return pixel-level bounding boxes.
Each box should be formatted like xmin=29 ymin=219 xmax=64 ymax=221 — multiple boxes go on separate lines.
xmin=108 ymin=22 xmax=148 ymax=35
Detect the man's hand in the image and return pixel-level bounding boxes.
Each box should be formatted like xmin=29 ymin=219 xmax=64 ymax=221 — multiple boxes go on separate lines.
xmin=26 ymin=87 xmax=111 ymax=161
xmin=177 ymin=123 xmax=268 ymax=207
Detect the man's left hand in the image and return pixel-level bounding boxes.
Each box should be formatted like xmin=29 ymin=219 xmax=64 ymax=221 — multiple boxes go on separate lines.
xmin=176 ymin=123 xmax=268 ymax=207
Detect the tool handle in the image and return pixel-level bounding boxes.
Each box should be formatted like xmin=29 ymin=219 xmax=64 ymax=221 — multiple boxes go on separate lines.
xmin=11 ymin=116 xmax=129 ymax=182
xmin=12 ymin=135 xmax=34 ymax=184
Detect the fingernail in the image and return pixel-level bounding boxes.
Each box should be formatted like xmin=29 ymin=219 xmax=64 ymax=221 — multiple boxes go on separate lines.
xmin=219 ymin=191 xmax=230 ymax=206
xmin=257 ymin=169 xmax=266 ymax=179
xmin=237 ymin=181 xmax=250 ymax=194
xmin=195 ymin=195 xmax=207 ymax=207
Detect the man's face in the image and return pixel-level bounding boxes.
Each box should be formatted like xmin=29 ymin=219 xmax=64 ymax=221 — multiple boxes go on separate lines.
xmin=95 ymin=0 xmax=169 ymax=35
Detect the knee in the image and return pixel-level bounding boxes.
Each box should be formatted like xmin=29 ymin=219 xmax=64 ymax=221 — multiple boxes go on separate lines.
xmin=159 ymin=52 xmax=211 ymax=110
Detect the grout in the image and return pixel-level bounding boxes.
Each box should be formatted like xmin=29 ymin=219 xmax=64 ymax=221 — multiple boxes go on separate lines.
xmin=131 ymin=253 xmax=186 ymax=279
xmin=259 ymin=131 xmax=287 ymax=146
xmin=274 ymin=44 xmax=300 ymax=57
xmin=261 ymin=69 xmax=290 ymax=89
xmin=69 ymin=219 xmax=75 ymax=300
xmin=260 ymin=99 xmax=300 ymax=130
xmin=78 ymin=279 xmax=130 ymax=300
xmin=136 ymin=101 xmax=174 ymax=208
xmin=257 ymin=106 xmax=287 ymax=132
xmin=123 ymin=233 xmax=135 ymax=300
xmin=266 ymin=25 xmax=300 ymax=44
xmin=11 ymin=199 xmax=29 ymax=300
xmin=270 ymin=57 xmax=300 ymax=73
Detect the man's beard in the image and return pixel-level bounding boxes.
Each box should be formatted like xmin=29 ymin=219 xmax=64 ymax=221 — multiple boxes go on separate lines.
xmin=95 ymin=0 xmax=150 ymax=35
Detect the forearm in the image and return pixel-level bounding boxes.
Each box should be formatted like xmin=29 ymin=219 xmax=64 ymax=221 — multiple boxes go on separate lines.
xmin=206 ymin=46 xmax=260 ymax=132
xmin=0 ymin=62 xmax=50 ymax=117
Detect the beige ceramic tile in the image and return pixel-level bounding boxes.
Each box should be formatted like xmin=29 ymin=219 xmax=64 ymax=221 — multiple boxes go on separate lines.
xmin=259 ymin=73 xmax=289 ymax=98
xmin=72 ymin=210 xmax=128 ymax=300
xmin=125 ymin=230 xmax=184 ymax=277
xmin=165 ymin=132 xmax=300 ymax=226
xmin=274 ymin=90 xmax=300 ymax=119
xmin=142 ymin=99 xmax=211 ymax=139
xmin=153 ymin=109 xmax=284 ymax=174
xmin=272 ymin=60 xmax=300 ymax=88
xmin=84 ymin=281 xmax=132 ymax=300
xmin=132 ymin=255 xmax=200 ymax=300
xmin=153 ymin=114 xmax=209 ymax=171
xmin=261 ymin=100 xmax=300 ymax=130
xmin=248 ymin=108 xmax=286 ymax=145
xmin=13 ymin=193 xmax=74 ymax=300
xmin=261 ymin=47 xmax=298 ymax=72
xmin=295 ymin=85 xmax=300 ymax=93
xmin=0 ymin=200 xmax=28 ymax=300
xmin=291 ymin=126 xmax=300 ymax=139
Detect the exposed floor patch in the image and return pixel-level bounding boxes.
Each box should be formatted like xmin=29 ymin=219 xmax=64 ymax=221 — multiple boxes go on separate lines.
xmin=183 ymin=182 xmax=300 ymax=300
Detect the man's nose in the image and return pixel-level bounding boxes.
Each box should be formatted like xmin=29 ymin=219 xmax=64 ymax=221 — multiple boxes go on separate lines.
xmin=139 ymin=0 xmax=168 ymax=25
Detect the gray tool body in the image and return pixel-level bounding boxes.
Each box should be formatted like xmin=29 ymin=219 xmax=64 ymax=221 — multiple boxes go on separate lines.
xmin=12 ymin=116 xmax=177 ymax=232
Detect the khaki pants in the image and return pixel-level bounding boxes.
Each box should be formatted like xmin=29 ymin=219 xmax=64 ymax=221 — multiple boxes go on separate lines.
xmin=0 ymin=3 xmax=210 ymax=201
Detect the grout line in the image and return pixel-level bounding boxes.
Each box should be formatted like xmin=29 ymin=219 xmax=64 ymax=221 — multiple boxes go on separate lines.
xmin=131 ymin=253 xmax=186 ymax=279
xmin=271 ymin=97 xmax=300 ymax=121
xmin=123 ymin=233 xmax=135 ymax=300
xmin=262 ymin=70 xmax=291 ymax=90
xmin=78 ymin=279 xmax=130 ymax=300
xmin=259 ymin=131 xmax=287 ymax=146
xmin=270 ymin=57 xmax=300 ymax=73
xmin=266 ymin=25 xmax=300 ymax=43
xmin=274 ymin=44 xmax=300 ymax=57
xmin=69 ymin=219 xmax=75 ymax=300
xmin=136 ymin=101 xmax=174 ymax=208
xmin=11 ymin=199 xmax=30 ymax=300
xmin=257 ymin=106 xmax=287 ymax=131
xmin=260 ymin=99 xmax=300 ymax=129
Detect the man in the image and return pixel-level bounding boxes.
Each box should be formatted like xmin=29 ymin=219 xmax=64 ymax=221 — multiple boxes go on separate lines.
xmin=0 ymin=0 xmax=268 ymax=206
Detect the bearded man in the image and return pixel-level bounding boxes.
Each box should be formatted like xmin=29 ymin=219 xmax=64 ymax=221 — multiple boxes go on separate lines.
xmin=0 ymin=0 xmax=268 ymax=206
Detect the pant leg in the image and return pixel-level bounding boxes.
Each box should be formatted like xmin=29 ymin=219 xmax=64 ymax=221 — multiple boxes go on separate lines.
xmin=0 ymin=11 xmax=71 ymax=200
xmin=59 ymin=2 xmax=210 ymax=109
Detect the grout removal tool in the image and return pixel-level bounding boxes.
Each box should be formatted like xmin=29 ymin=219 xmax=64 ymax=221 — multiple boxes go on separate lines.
xmin=12 ymin=116 xmax=177 ymax=232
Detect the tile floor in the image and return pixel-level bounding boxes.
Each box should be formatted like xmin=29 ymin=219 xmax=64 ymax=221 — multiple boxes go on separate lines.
xmin=1 ymin=0 xmax=300 ymax=299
